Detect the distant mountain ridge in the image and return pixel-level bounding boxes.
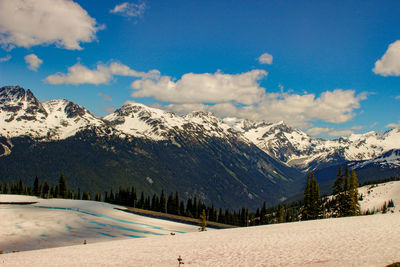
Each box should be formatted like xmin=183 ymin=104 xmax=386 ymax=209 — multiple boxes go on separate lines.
xmin=1 ymin=85 xmax=399 ymax=208
xmin=224 ymin=117 xmax=400 ymax=171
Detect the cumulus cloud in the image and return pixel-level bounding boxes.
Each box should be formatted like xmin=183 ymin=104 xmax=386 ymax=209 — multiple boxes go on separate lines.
xmin=0 ymin=0 xmax=103 ymax=50
xmin=0 ymin=54 xmax=11 ymax=62
xmin=45 ymin=62 xmax=159 ymax=85
xmin=258 ymin=52 xmax=273 ymax=65
xmin=131 ymin=70 xmax=267 ymax=105
xmin=306 ymin=127 xmax=333 ymax=136
xmin=386 ymin=121 xmax=400 ymax=128
xmin=110 ymin=1 xmax=146 ymax=17
xmin=24 ymin=54 xmax=42 ymax=71
xmin=45 ymin=63 xmax=111 ymax=85
xmin=328 ymin=129 xmax=354 ymax=137
xmin=373 ymin=40 xmax=400 ymax=76
xmin=158 ymin=87 xmax=366 ymax=128
xmin=109 ymin=62 xmax=160 ymax=79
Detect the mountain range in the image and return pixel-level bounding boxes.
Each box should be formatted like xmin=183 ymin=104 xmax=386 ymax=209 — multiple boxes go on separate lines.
xmin=1 ymin=85 xmax=399 ymax=209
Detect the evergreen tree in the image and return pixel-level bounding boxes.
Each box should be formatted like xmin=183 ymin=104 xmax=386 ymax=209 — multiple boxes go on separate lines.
xmin=260 ymin=201 xmax=267 ymax=224
xmin=43 ymin=181 xmax=50 ymax=198
xmin=137 ymin=191 xmax=145 ymax=209
xmin=17 ymin=178 xmax=24 ymax=194
xmin=4 ymin=182 xmax=9 ymax=194
xmin=302 ymin=173 xmax=311 ymax=220
xmin=302 ymin=171 xmax=322 ymax=220
xmin=33 ymin=176 xmax=40 ymax=196
xmin=175 ymin=192 xmax=180 ymax=215
xmin=58 ymin=173 xmax=67 ymax=198
xmin=348 ymin=169 xmax=360 ymax=216
xmin=179 ymin=200 xmax=185 ymax=215
xmin=160 ymin=190 xmax=166 ymax=213
xmin=331 ymin=166 xmax=360 ymax=217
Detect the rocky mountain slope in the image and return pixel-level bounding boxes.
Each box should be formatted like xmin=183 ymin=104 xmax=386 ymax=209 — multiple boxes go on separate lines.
xmin=1 ymin=85 xmax=399 ymax=207
xmin=224 ymin=117 xmax=400 ymax=171
xmin=0 ymin=86 xmax=301 ymax=209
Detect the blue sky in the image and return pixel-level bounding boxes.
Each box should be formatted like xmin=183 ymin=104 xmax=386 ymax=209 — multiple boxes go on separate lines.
xmin=1 ymin=0 xmax=400 ymax=138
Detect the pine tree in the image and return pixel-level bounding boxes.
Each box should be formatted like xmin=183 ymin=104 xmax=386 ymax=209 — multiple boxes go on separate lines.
xmin=43 ymin=180 xmax=50 ymax=198
xmin=33 ymin=176 xmax=40 ymax=196
xmin=333 ymin=166 xmax=343 ymax=195
xmin=4 ymin=182 xmax=9 ymax=194
xmin=302 ymin=173 xmax=311 ymax=220
xmin=348 ymin=169 xmax=359 ymax=216
xmin=160 ymin=190 xmax=166 ymax=213
xmin=310 ymin=172 xmax=322 ymax=219
xmin=58 ymin=173 xmax=67 ymax=198
xmin=17 ymin=178 xmax=24 ymax=194
xmin=302 ymin=171 xmax=322 ymax=220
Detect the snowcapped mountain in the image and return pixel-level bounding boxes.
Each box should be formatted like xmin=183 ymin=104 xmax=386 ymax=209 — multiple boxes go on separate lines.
xmin=103 ymin=103 xmax=241 ymax=143
xmin=0 ymin=85 xmax=304 ymax=209
xmin=351 ymin=149 xmax=400 ymax=169
xmin=224 ymin=117 xmax=400 ymax=171
xmin=0 ymin=86 xmax=104 ymax=140
xmin=2 ymin=85 xmax=400 ymax=172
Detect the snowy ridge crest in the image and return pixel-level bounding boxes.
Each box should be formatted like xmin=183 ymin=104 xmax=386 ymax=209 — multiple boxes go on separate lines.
xmin=1 ymin=86 xmax=400 ymax=169
xmin=223 ymin=117 xmax=400 ymax=170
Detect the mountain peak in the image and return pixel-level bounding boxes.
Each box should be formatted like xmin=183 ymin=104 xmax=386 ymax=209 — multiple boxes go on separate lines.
xmin=0 ymin=85 xmax=48 ymax=120
xmin=0 ymin=85 xmax=36 ymax=104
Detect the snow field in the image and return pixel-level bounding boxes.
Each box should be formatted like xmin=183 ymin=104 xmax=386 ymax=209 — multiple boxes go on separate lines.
xmin=0 ymin=195 xmax=199 ymax=253
xmin=1 ymin=212 xmax=400 ymax=266
xmin=358 ymin=180 xmax=400 ymax=213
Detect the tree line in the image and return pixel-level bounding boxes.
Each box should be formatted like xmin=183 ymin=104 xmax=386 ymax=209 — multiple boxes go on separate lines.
xmin=1 ymin=166 xmax=390 ymax=227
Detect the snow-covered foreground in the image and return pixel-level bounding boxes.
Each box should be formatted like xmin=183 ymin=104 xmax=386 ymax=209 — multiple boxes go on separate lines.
xmin=1 ymin=182 xmax=400 ymax=266
xmin=0 ymin=195 xmax=199 ymax=253
xmin=1 ymin=212 xmax=400 ymax=266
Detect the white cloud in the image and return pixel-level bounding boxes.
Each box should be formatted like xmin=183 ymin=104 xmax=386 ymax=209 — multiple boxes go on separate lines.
xmin=109 ymin=62 xmax=160 ymax=79
xmin=160 ymin=88 xmax=366 ymax=128
xmin=24 ymin=54 xmax=42 ymax=71
xmin=306 ymin=127 xmax=333 ymax=136
xmin=258 ymin=52 xmax=273 ymax=65
xmin=131 ymin=70 xmax=268 ymax=105
xmin=0 ymin=0 xmax=103 ymax=50
xmin=373 ymin=40 xmax=400 ymax=76
xmin=0 ymin=54 xmax=11 ymax=62
xmin=45 ymin=62 xmax=158 ymax=85
xmin=110 ymin=2 xmax=146 ymax=17
xmin=328 ymin=129 xmax=354 ymax=137
xmin=386 ymin=121 xmax=400 ymax=128
xmin=45 ymin=63 xmax=111 ymax=85
xmin=395 ymin=95 xmax=400 ymax=100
